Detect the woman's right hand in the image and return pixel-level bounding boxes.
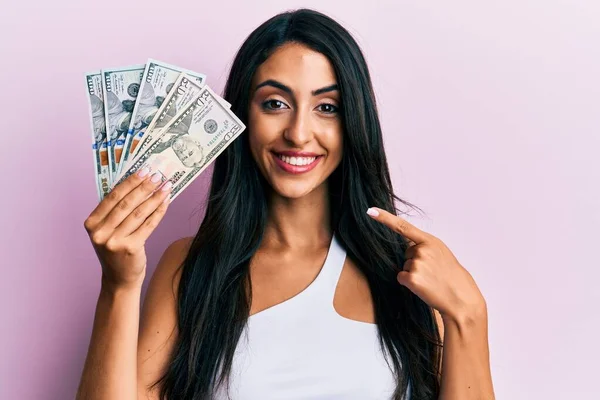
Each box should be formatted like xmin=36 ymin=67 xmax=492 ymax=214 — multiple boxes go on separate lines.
xmin=83 ymin=167 xmax=172 ymax=290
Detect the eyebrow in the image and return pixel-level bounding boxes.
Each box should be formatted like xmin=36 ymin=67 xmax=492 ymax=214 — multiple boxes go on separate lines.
xmin=254 ymin=79 xmax=339 ymax=96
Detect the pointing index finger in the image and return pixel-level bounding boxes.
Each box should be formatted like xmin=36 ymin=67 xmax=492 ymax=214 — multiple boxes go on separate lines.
xmin=366 ymin=207 xmax=429 ymax=244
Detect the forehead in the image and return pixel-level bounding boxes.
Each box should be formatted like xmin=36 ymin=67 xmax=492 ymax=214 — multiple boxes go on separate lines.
xmin=252 ymin=42 xmax=337 ymax=90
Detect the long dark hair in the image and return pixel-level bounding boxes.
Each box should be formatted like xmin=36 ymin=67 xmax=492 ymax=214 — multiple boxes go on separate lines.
xmin=157 ymin=8 xmax=441 ymax=400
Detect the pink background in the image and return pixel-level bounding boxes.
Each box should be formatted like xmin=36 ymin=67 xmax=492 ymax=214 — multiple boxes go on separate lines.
xmin=1 ymin=1 xmax=598 ymax=398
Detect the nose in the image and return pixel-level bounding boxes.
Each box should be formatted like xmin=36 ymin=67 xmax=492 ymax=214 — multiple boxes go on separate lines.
xmin=283 ymin=107 xmax=313 ymax=146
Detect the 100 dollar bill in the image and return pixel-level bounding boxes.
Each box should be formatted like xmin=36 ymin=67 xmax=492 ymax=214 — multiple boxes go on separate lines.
xmin=101 ymin=64 xmax=145 ymax=184
xmin=113 ymin=86 xmax=245 ymax=201
xmin=85 ymin=71 xmax=110 ymax=201
xmin=117 ymin=59 xmax=206 ymax=177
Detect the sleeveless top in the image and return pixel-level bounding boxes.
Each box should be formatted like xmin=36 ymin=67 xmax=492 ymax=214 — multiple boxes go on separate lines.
xmin=214 ymin=234 xmax=412 ymax=400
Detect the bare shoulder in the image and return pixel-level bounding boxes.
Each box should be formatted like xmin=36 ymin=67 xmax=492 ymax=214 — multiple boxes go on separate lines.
xmin=156 ymin=237 xmax=193 ymax=283
xmin=162 ymin=237 xmax=194 ymax=267
xmin=147 ymin=236 xmax=193 ymax=298
xmin=137 ymin=237 xmax=194 ymax=398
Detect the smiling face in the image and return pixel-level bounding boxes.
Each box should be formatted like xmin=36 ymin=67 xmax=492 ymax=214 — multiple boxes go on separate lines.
xmin=248 ymin=42 xmax=344 ymax=200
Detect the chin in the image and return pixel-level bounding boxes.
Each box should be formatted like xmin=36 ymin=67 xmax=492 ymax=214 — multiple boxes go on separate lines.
xmin=270 ymin=180 xmax=321 ymax=200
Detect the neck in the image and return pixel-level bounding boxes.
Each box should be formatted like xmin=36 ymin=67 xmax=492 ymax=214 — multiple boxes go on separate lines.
xmin=262 ymin=183 xmax=331 ymax=250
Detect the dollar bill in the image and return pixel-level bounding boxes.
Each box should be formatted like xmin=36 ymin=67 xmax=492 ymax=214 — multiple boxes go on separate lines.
xmin=101 ymin=64 xmax=145 ymax=183
xmin=117 ymin=59 xmax=206 ymax=177
xmin=114 ymin=86 xmax=245 ymax=201
xmin=85 ymin=71 xmax=110 ymax=201
xmin=129 ymin=75 xmax=232 ymax=163
xmin=132 ymin=80 xmax=231 ymax=161
xmin=119 ymin=73 xmax=206 ymax=178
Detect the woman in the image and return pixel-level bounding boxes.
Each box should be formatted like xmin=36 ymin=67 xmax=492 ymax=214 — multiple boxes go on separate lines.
xmin=77 ymin=9 xmax=495 ymax=400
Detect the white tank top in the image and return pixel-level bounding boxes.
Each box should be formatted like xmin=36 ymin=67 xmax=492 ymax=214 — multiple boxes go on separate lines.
xmin=214 ymin=234 xmax=412 ymax=400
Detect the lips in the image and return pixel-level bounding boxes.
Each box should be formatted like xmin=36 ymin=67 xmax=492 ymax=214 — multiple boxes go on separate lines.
xmin=272 ymin=151 xmax=323 ymax=174
xmin=275 ymin=150 xmax=321 ymax=157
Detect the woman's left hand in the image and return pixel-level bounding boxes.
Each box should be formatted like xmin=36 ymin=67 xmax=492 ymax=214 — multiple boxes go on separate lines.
xmin=366 ymin=207 xmax=486 ymax=324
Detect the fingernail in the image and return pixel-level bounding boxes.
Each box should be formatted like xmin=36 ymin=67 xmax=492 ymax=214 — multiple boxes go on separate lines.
xmin=163 ymin=195 xmax=171 ymax=204
xmin=150 ymin=172 xmax=162 ymax=183
xmin=366 ymin=208 xmax=379 ymax=217
xmin=137 ymin=166 xmax=150 ymax=178
xmin=161 ymin=181 xmax=173 ymax=192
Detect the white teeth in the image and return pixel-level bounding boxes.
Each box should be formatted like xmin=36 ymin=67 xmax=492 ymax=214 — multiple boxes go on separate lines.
xmin=277 ymin=154 xmax=317 ymax=166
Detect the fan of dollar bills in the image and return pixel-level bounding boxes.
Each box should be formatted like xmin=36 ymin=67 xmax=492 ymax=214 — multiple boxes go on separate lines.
xmin=85 ymin=59 xmax=245 ymax=203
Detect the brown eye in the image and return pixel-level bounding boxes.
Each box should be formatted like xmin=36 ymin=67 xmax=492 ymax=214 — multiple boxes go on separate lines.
xmin=317 ymin=103 xmax=338 ymax=114
xmin=262 ymin=99 xmax=288 ymax=110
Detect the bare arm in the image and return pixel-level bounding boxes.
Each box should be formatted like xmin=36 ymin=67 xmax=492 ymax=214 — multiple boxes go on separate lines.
xmin=76 ymin=238 xmax=190 ymax=400
xmin=364 ymin=208 xmax=495 ymax=400
xmin=137 ymin=238 xmax=191 ymax=398
xmin=76 ymin=168 xmax=176 ymax=400
xmin=76 ymin=280 xmax=144 ymax=400
xmin=438 ymin=303 xmax=495 ymax=400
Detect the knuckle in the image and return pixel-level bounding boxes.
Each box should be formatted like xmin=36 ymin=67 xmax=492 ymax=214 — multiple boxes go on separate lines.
xmin=154 ymin=200 xmax=169 ymax=215
xmin=132 ymin=207 xmax=145 ymax=220
xmin=90 ymin=231 xmax=104 ymax=246
xmin=144 ymin=217 xmax=158 ymax=231
xmin=105 ymin=237 xmax=121 ymax=252
xmin=107 ymin=190 xmax=120 ymax=202
xmin=395 ymin=220 xmax=407 ymax=233
xmin=122 ymin=243 xmax=137 ymax=257
xmin=83 ymin=218 xmax=94 ymax=233
xmin=413 ymin=245 xmax=425 ymax=257
xmin=406 ymin=273 xmax=418 ymax=286
xmin=407 ymin=259 xmax=422 ymax=273
xmin=409 ymin=261 xmax=419 ymax=272
xmin=412 ymin=260 xmax=426 ymax=273
xmin=117 ymin=199 xmax=130 ymax=211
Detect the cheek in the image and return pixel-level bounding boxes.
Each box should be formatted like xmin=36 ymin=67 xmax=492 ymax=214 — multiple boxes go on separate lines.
xmin=247 ymin=107 xmax=263 ymax=156
xmin=247 ymin=131 xmax=262 ymax=170
xmin=247 ymin=106 xmax=275 ymax=164
xmin=323 ymin=125 xmax=344 ymax=164
xmin=248 ymin=105 xmax=287 ymax=150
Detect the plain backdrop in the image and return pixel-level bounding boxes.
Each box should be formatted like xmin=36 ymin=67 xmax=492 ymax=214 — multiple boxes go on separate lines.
xmin=1 ymin=0 xmax=598 ymax=399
